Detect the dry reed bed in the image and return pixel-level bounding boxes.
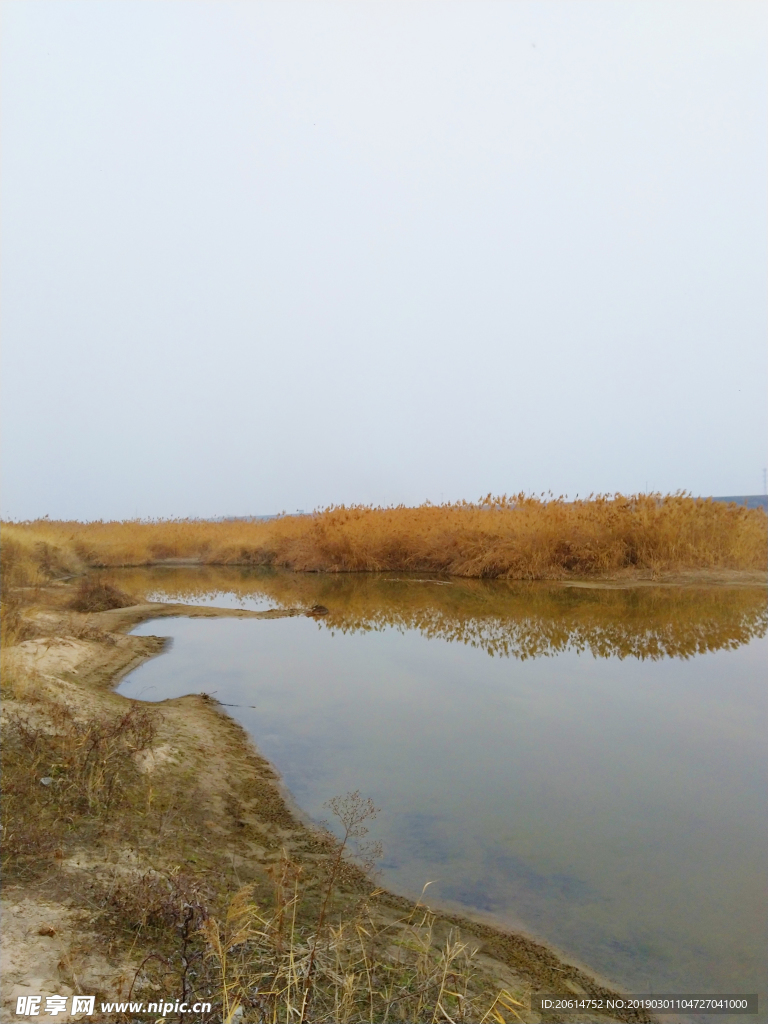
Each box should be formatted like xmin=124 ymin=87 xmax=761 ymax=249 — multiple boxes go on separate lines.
xmin=2 ymin=494 xmax=766 ymax=584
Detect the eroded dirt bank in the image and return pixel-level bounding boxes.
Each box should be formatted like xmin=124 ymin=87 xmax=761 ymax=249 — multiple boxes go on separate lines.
xmin=1 ymin=587 xmax=654 ymax=1023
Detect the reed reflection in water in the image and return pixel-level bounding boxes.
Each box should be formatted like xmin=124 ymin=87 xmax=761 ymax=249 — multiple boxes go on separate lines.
xmin=116 ymin=564 xmax=767 ymax=661
xmin=116 ymin=568 xmax=767 ymax=1010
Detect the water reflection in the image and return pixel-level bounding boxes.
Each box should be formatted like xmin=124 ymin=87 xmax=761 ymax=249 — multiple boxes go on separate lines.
xmin=114 ymin=565 xmax=767 ymax=660
xmin=116 ymin=568 xmax=768 ymax=1013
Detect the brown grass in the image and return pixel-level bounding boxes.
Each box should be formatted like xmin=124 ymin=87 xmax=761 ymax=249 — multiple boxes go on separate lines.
xmin=3 ymin=493 xmax=766 ymax=583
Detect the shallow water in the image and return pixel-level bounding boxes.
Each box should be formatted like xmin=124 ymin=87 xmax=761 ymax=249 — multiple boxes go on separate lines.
xmin=116 ymin=569 xmax=767 ymax=1009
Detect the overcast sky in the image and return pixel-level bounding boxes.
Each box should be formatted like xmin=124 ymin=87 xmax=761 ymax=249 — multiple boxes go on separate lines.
xmin=1 ymin=1 xmax=766 ymax=520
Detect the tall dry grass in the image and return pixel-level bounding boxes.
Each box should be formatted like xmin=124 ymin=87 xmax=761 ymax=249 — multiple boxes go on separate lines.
xmin=0 ymin=537 xmax=40 ymax=646
xmin=195 ymin=876 xmax=525 ymax=1023
xmin=2 ymin=493 xmax=766 ymax=583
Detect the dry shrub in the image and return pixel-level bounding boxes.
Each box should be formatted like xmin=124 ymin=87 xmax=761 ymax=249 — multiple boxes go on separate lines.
xmin=102 ymin=866 xmax=524 ymax=1024
xmin=0 ymin=660 xmax=43 ymax=702
xmin=2 ymin=494 xmax=765 ymax=581
xmin=68 ymin=575 xmax=134 ymax=612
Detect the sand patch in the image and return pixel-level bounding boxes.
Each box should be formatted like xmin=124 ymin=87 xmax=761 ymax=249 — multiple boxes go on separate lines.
xmin=1 ymin=895 xmax=132 ymax=1022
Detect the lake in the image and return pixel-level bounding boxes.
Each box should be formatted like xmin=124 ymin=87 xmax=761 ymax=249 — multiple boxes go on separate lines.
xmin=115 ymin=568 xmax=767 ymax=1010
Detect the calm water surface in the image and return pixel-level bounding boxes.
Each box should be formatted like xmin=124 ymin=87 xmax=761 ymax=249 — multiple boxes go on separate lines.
xmin=116 ymin=569 xmax=767 ymax=1009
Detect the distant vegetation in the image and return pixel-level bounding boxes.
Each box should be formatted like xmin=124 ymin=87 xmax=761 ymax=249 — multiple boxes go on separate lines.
xmin=2 ymin=495 xmax=766 ymax=595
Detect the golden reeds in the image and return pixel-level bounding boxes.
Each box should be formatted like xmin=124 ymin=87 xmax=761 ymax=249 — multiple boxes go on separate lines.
xmin=2 ymin=494 xmax=765 ymax=585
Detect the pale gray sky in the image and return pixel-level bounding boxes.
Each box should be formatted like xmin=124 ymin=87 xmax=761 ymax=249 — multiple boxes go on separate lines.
xmin=1 ymin=1 xmax=766 ymax=519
